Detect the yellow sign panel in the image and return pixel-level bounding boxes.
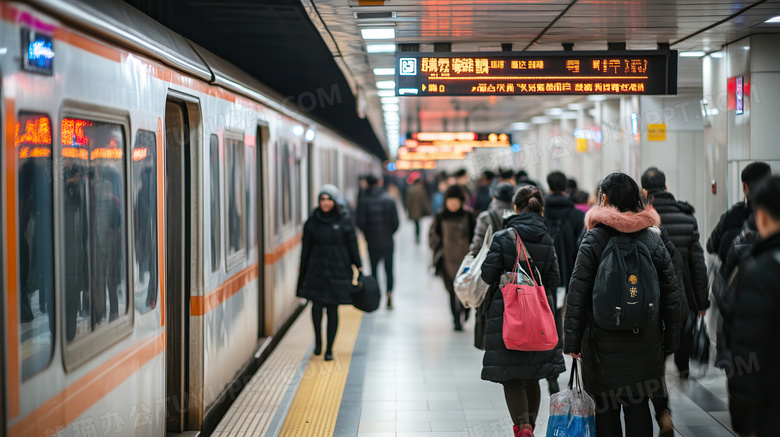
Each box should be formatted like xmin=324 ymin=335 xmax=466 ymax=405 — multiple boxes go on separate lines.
xmin=647 ymin=124 xmax=666 ymax=141
xmin=575 ymin=138 xmax=588 ymax=153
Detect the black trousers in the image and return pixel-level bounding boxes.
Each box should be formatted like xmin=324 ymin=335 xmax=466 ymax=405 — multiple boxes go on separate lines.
xmin=503 ymin=380 xmax=541 ymax=427
xmin=595 ymin=394 xmax=652 ymax=437
xmin=369 ymin=248 xmax=394 ymax=293
xmin=311 ymin=301 xmax=338 ymax=353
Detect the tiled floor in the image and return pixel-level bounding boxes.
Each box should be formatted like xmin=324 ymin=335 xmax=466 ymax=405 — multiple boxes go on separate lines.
xmin=347 ymin=216 xmax=736 ymax=437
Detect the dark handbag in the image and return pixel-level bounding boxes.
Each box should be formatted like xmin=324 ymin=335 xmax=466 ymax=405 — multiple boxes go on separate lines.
xmin=692 ymin=316 xmax=710 ymax=365
xmin=474 ymin=282 xmax=498 ymax=350
xmin=351 ymin=274 xmax=380 ymax=312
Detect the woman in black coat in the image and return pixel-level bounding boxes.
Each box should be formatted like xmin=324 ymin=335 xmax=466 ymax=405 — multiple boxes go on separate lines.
xmin=564 ymin=172 xmax=680 ymax=437
xmin=297 ymin=186 xmax=362 ymax=361
xmin=480 ymin=186 xmax=565 ymax=437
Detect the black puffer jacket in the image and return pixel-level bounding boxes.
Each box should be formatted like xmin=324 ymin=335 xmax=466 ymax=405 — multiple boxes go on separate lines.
xmin=480 ymin=212 xmax=565 ymax=383
xmin=707 ymin=200 xmax=752 ymax=262
xmin=564 ymin=206 xmax=681 ymax=399
xmin=356 ymin=186 xmax=399 ymax=252
xmin=297 ymin=208 xmax=362 ymax=305
xmin=723 ymin=215 xmax=758 ymax=281
xmin=728 ymin=232 xmax=780 ymax=437
xmin=648 ymin=191 xmax=710 ymax=312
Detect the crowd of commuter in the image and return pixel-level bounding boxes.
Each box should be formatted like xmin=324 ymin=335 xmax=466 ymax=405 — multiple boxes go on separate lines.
xmin=296 ymin=161 xmax=777 ymax=437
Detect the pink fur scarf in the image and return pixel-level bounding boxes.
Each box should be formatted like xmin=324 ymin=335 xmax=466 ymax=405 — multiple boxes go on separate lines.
xmin=585 ymin=205 xmax=661 ymax=233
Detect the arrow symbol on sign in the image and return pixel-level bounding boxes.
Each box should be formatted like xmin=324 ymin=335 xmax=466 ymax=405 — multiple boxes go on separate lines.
xmin=422 ymin=84 xmax=426 ymax=91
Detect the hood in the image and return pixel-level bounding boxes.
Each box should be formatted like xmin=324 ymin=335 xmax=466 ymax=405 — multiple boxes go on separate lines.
xmin=505 ymin=211 xmax=547 ymax=243
xmin=585 ymin=205 xmax=661 ymax=233
xmin=649 ymin=191 xmax=695 ymax=214
xmin=545 ymin=193 xmax=575 ymax=209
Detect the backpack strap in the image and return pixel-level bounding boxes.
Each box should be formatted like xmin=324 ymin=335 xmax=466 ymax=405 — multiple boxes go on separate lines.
xmin=489 ymin=210 xmax=502 ymax=234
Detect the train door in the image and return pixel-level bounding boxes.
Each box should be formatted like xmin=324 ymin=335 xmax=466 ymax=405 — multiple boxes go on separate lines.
xmin=164 ymin=100 xmax=191 ymax=432
xmin=255 ymin=126 xmax=267 ymax=337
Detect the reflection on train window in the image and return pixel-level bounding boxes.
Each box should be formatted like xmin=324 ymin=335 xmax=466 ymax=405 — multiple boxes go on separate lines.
xmin=61 ymin=118 xmax=128 ymax=343
xmin=209 ymin=134 xmax=221 ymax=271
xmin=281 ymin=142 xmax=292 ymax=225
xmin=246 ymin=145 xmax=256 ymax=250
xmin=132 ymin=131 xmax=158 ymax=314
xmin=17 ymin=113 xmax=55 ymax=379
xmin=226 ymin=137 xmax=245 ymax=258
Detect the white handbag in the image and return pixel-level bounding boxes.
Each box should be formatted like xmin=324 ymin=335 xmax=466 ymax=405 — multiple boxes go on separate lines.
xmin=454 ymin=224 xmax=495 ymax=308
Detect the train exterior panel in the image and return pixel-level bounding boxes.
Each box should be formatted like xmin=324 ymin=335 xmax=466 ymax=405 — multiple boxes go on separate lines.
xmin=1 ymin=1 xmax=381 ymax=435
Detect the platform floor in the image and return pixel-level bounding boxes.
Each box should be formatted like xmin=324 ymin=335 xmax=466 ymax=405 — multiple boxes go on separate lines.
xmin=219 ymin=215 xmax=737 ymax=437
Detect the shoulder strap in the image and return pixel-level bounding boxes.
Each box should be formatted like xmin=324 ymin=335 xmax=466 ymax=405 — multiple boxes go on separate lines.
xmin=512 ymin=229 xmax=538 ymax=286
xmin=489 ymin=210 xmax=502 ymax=233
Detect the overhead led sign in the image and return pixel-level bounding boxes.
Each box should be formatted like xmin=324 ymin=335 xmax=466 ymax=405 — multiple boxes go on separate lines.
xmin=21 ymin=28 xmax=54 ymax=75
xmin=396 ymin=51 xmax=677 ymax=96
xmin=407 ymin=132 xmax=511 ymax=149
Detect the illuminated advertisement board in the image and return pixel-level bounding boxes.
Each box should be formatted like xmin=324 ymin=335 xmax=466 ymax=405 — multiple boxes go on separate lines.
xmin=406 ymin=132 xmax=511 ymax=149
xmin=395 ymin=51 xmax=677 ymax=96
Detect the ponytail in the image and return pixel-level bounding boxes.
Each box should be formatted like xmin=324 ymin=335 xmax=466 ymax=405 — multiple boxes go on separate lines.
xmin=513 ymin=186 xmax=544 ymax=214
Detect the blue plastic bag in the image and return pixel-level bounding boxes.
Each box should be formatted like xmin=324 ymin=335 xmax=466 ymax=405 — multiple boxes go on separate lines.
xmin=546 ymin=360 xmax=596 ymax=437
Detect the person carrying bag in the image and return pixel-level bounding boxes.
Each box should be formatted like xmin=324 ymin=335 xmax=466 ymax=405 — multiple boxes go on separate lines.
xmin=480 ymin=186 xmax=565 ymax=437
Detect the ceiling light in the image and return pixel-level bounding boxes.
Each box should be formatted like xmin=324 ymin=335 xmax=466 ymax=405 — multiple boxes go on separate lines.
xmin=305 ymin=129 xmax=316 ymax=142
xmin=567 ymin=103 xmax=585 ymax=110
xmin=510 ymin=122 xmax=530 ymax=131
xmin=381 ymin=97 xmax=400 ymax=104
xmin=292 ymin=126 xmax=304 ymax=136
xmin=377 ymin=90 xmax=395 ymax=97
xmin=374 ymin=68 xmax=396 ymax=76
xmin=361 ymin=28 xmax=395 ymax=40
xmin=384 ymin=111 xmax=399 ymax=118
xmin=680 ymin=51 xmax=705 ymax=57
xmin=765 ymin=15 xmax=780 ymax=23
xmin=560 ymin=111 xmax=579 ymax=119
xmin=588 ymin=109 xmax=598 ymax=117
xmin=367 ymin=44 xmax=396 ymax=53
xmin=587 ymin=95 xmax=608 ymax=102
xmin=544 ymin=108 xmax=564 ymax=116
xmin=376 ymin=80 xmax=395 ymax=89
xmin=531 ymin=116 xmax=550 ymax=124
xmin=382 ymin=104 xmax=399 ymax=112
xmin=710 ymin=52 xmax=723 ymax=59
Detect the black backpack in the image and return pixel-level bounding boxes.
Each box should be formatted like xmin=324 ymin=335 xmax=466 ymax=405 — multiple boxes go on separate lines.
xmin=592 ymin=230 xmax=660 ymax=331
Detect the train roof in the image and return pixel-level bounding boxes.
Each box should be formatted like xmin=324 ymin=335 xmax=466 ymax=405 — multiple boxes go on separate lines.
xmin=23 ymin=0 xmax=379 ymax=156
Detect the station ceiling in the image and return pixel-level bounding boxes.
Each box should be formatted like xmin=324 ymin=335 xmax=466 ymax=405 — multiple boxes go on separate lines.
xmin=125 ymin=0 xmax=780 ymax=158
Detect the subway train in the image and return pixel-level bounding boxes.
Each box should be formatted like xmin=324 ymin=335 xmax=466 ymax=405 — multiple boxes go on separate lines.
xmin=0 ymin=1 xmax=381 ymax=435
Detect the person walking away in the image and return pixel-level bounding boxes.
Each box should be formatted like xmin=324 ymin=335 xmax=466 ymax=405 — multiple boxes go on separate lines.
xmin=543 ymin=171 xmax=585 ymax=394
xmin=454 ymin=168 xmax=473 ymax=204
xmin=707 ymin=162 xmax=771 ymax=368
xmin=469 ymin=182 xmax=515 ymax=255
xmin=297 ymin=186 xmax=362 ymax=361
xmin=727 ymin=175 xmax=780 ymax=437
xmin=357 ymin=175 xmax=399 ymax=308
xmin=498 ymin=168 xmax=516 ymax=186
xmin=430 ymin=186 xmax=476 ymax=331
xmin=432 ymin=175 xmax=448 ymax=215
xmin=564 ymin=172 xmax=681 ymax=437
xmin=480 ymin=186 xmax=565 ymax=436
xmin=641 ymin=167 xmax=710 ymax=435
xmin=472 ymin=171 xmax=495 ymax=214
xmin=405 ymin=177 xmax=431 ymax=244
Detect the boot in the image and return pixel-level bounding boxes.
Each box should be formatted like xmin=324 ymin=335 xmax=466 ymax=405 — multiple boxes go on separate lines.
xmin=513 ymin=425 xmax=533 ymax=437
xmin=656 ymin=409 xmax=674 ymax=437
xmin=386 ymin=292 xmax=393 ymax=309
xmin=314 ymin=337 xmax=322 ymax=356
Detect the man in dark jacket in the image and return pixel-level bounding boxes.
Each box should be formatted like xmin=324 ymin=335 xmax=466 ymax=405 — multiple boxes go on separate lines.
xmin=728 ymin=175 xmax=780 ymax=437
xmin=707 ymin=162 xmax=771 ymax=263
xmin=472 ymin=170 xmax=495 ymax=214
xmin=543 ymin=171 xmax=585 ymax=311
xmin=642 ymin=167 xmax=710 ymax=374
xmin=356 ymin=174 xmax=399 ymax=308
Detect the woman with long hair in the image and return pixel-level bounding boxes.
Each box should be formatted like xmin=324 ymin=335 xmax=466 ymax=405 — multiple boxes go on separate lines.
xmin=564 ymin=172 xmax=681 ymax=437
xmin=297 ymin=186 xmax=362 ymax=361
xmin=480 ymin=186 xmax=565 ymax=437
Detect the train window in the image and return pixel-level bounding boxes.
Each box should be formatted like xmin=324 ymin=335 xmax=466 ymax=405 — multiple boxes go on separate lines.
xmin=61 ymin=117 xmax=128 ymax=344
xmin=16 ymin=113 xmax=55 ymax=379
xmin=294 ymin=154 xmax=302 ymax=225
xmin=282 ymin=142 xmax=292 ymax=225
xmin=226 ymin=136 xmax=245 ymax=261
xmin=209 ymin=134 xmax=221 ymax=271
xmin=132 ymin=131 xmax=158 ymax=314
xmin=246 ymin=144 xmax=256 ymax=250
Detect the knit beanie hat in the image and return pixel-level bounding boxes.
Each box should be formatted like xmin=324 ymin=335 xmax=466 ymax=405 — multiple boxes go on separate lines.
xmin=494 ymin=182 xmax=515 ymax=203
xmin=319 ymin=184 xmax=340 ymax=200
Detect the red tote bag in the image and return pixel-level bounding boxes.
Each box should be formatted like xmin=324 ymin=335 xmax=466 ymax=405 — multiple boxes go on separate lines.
xmin=501 ymin=229 xmax=559 ymax=351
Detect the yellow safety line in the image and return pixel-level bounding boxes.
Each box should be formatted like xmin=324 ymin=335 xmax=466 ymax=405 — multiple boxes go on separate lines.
xmin=278 ymin=306 xmax=363 ymax=437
